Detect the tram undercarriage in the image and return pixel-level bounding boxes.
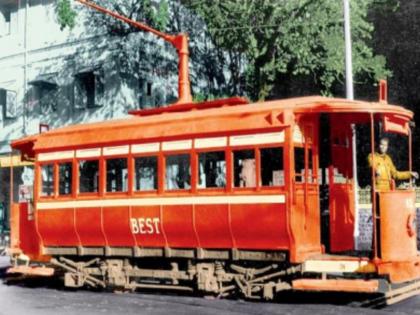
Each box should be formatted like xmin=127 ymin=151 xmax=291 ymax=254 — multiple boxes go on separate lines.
xmin=7 ymin=248 xmax=420 ymax=306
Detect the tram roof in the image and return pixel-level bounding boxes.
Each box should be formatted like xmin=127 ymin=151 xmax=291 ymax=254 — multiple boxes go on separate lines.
xmin=12 ymin=96 xmax=413 ymax=155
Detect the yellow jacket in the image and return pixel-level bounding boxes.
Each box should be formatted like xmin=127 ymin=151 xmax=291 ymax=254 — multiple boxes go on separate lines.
xmin=367 ymin=152 xmax=411 ymax=191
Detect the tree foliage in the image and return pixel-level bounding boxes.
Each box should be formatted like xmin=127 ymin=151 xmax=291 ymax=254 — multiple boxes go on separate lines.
xmin=183 ymin=0 xmax=392 ymax=100
xmin=56 ymin=0 xmax=393 ymax=101
xmin=55 ymin=0 xmax=231 ymax=102
xmin=56 ymin=0 xmax=77 ymax=30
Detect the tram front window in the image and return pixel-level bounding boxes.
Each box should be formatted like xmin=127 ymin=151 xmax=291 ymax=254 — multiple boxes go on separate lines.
xmin=198 ymin=151 xmax=226 ymax=189
xmin=165 ymin=154 xmax=190 ymax=190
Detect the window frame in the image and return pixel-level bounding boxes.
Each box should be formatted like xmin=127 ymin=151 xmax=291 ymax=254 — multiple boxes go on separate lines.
xmin=293 ymin=142 xmax=316 ymax=185
xmin=231 ymin=145 xmax=258 ymax=192
xmin=230 ymin=143 xmax=287 ymax=193
xmin=163 ymin=150 xmax=193 ymax=194
xmin=76 ymin=157 xmax=101 ymax=197
xmin=258 ymin=144 xmax=286 ymax=191
xmin=104 ymin=155 xmax=129 ymax=195
xmin=57 ymin=159 xmax=74 ymax=199
xmin=74 ymin=69 xmax=104 ymax=109
xmin=38 ymin=162 xmax=56 ymax=199
xmin=195 ymin=147 xmax=228 ymax=194
xmin=132 ymin=152 xmax=160 ymax=196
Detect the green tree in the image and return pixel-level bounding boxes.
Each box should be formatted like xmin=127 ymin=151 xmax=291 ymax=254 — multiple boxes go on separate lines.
xmin=183 ymin=0 xmax=392 ymax=100
xmin=56 ymin=0 xmax=77 ymax=30
xmin=57 ymin=0 xmax=393 ymax=101
xmin=55 ymin=0 xmax=233 ymax=101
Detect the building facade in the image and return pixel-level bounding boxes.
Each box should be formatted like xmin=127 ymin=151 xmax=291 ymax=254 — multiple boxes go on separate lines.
xmin=0 ymin=0 xmax=215 ymax=244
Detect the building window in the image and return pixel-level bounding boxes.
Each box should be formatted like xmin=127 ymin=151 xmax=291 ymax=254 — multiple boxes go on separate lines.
xmin=106 ymin=158 xmax=128 ymax=193
xmin=29 ymin=79 xmax=58 ymax=113
xmin=79 ymin=160 xmax=99 ymax=193
xmin=147 ymin=82 xmax=152 ymax=97
xmin=134 ymin=156 xmax=157 ymax=191
xmin=0 ymin=89 xmax=16 ymax=119
xmin=58 ymin=162 xmax=72 ymax=196
xmin=198 ymin=151 xmax=226 ymax=189
xmin=260 ymin=147 xmax=284 ymax=187
xmin=165 ymin=154 xmax=190 ymax=190
xmin=41 ymin=164 xmax=54 ymax=197
xmin=234 ymin=150 xmax=255 ymax=188
xmin=74 ymin=69 xmax=104 ymax=109
xmin=0 ymin=3 xmax=14 ymax=37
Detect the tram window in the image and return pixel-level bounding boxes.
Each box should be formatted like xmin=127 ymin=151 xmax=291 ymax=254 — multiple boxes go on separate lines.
xmin=261 ymin=147 xmax=284 ymax=186
xmin=134 ymin=156 xmax=157 ymax=191
xmin=165 ymin=154 xmax=190 ymax=190
xmin=58 ymin=162 xmax=72 ymax=195
xmin=79 ymin=160 xmax=99 ymax=193
xmin=106 ymin=158 xmax=128 ymax=192
xmin=198 ymin=151 xmax=226 ymax=189
xmin=295 ymin=147 xmax=305 ymax=182
xmin=294 ymin=147 xmax=313 ymax=182
xmin=41 ymin=164 xmax=54 ymax=197
xmin=234 ymin=150 xmax=256 ymax=188
xmin=308 ymin=149 xmax=313 ymax=180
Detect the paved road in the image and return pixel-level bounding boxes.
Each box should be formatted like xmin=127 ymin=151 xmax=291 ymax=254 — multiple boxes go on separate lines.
xmin=0 ymin=256 xmax=419 ymax=315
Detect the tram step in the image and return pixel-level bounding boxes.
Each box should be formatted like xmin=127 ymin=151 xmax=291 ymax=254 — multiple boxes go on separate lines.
xmin=7 ymin=265 xmax=55 ymax=277
xmin=292 ymin=279 xmax=379 ymax=293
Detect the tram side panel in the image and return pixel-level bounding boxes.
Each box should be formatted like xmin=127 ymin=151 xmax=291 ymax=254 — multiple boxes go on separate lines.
xmin=36 ymin=200 xmax=290 ymax=253
xmin=37 ymin=208 xmax=79 ymax=247
xmin=15 ymin=202 xmax=42 ymax=259
xmin=194 ymin=204 xmax=233 ymax=248
xmin=131 ymin=205 xmax=166 ymax=247
xmin=75 ymin=207 xmax=106 ymax=246
xmin=162 ymin=205 xmax=199 ymax=248
xmin=102 ymin=206 xmax=136 ymax=247
xmin=230 ymin=202 xmax=288 ymax=249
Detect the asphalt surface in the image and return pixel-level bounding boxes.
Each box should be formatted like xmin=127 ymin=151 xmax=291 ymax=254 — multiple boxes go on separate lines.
xmin=0 ymin=256 xmax=419 ymax=315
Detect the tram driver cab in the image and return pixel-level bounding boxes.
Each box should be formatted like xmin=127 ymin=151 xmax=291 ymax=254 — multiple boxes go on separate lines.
xmin=305 ymin=94 xmax=418 ymax=272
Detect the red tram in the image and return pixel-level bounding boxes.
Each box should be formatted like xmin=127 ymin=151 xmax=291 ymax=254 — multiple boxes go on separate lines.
xmin=6 ymin=0 xmax=420 ymax=304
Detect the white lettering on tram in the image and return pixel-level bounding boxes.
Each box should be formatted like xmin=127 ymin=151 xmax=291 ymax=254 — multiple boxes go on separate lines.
xmin=130 ymin=217 xmax=160 ymax=234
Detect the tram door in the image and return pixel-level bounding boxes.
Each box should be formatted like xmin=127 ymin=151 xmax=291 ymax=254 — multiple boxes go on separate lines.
xmin=328 ymin=118 xmax=355 ymax=252
xmin=294 ymin=121 xmax=321 ymax=253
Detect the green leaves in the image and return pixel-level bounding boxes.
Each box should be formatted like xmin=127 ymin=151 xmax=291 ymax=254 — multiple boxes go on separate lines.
xmin=55 ymin=0 xmax=169 ymax=32
xmin=185 ymin=0 xmax=393 ymax=100
xmin=54 ymin=0 xmax=394 ymax=102
xmin=56 ymin=0 xmax=77 ymax=30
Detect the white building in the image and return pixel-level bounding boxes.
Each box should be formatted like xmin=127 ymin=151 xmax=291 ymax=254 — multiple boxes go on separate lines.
xmin=0 ymin=0 xmax=188 ymax=155
xmin=0 ymin=0 xmax=220 ymax=240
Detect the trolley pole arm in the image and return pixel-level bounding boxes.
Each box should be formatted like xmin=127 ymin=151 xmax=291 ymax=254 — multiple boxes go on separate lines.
xmin=75 ymin=0 xmax=192 ymax=104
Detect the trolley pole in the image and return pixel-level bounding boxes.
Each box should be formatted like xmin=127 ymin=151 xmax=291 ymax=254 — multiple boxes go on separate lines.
xmin=343 ymin=0 xmax=360 ymax=250
xmin=344 ymin=0 xmax=354 ymax=100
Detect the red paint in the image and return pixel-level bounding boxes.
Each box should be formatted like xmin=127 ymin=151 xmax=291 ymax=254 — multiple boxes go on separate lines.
xmin=194 ymin=204 xmax=232 ymax=248
xmin=162 ymin=205 xmax=198 ymax=248
xmin=230 ymin=203 xmax=288 ymax=249
xmin=38 ymin=209 xmax=79 ymax=246
xmin=131 ymin=206 xmax=166 ymax=247
xmin=102 ymin=206 xmax=135 ymax=247
xmin=75 ymin=207 xmax=105 ymax=246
